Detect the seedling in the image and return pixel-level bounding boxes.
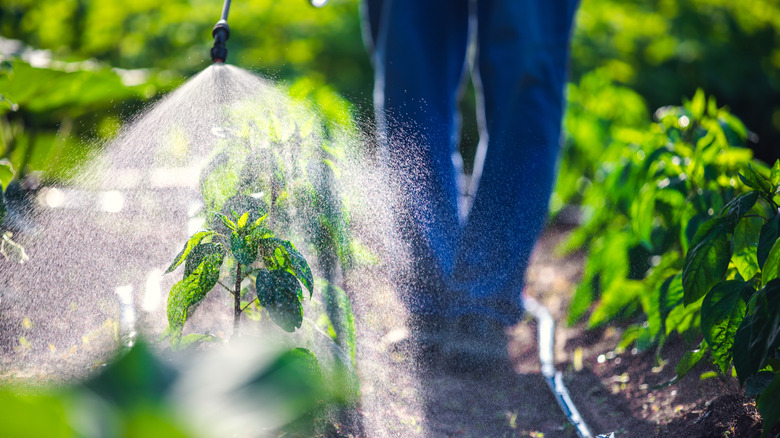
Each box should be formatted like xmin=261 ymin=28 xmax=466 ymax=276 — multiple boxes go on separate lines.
xmin=164 ymin=194 xmax=313 ymax=348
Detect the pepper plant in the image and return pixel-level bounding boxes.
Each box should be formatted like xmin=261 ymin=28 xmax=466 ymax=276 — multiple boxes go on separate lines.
xmin=680 ymin=161 xmax=780 ymax=435
xmin=164 ymin=193 xmax=313 ymax=347
xmin=560 ymin=86 xmax=780 ymax=434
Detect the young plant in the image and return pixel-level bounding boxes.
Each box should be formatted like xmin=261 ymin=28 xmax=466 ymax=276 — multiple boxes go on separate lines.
xmin=164 ymin=194 xmax=313 ymax=348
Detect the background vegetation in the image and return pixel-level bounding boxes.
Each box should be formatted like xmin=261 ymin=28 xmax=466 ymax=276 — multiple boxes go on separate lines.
xmin=1 ymin=0 xmax=779 ymax=434
xmin=1 ymin=0 xmax=779 ymax=182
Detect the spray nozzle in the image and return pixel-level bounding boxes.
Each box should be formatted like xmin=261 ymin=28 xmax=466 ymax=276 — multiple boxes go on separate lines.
xmin=211 ymin=20 xmax=230 ymax=63
xmin=210 ymin=0 xmax=232 ymax=63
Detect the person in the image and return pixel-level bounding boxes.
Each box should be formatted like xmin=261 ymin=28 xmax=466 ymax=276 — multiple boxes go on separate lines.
xmin=361 ymin=0 xmax=580 ymax=366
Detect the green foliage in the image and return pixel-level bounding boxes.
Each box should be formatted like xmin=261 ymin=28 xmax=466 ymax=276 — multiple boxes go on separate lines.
xmin=165 ymin=194 xmax=312 ymax=346
xmin=0 ymin=340 xmax=345 ymax=437
xmin=682 ymin=218 xmax=731 ymax=305
xmin=0 ymin=159 xmax=13 ymax=190
xmin=0 ymin=56 xmax=152 ymax=183
xmin=562 ymin=84 xmax=780 ymax=430
xmin=166 ymin=242 xmax=225 ymax=345
xmin=256 ymin=268 xmax=304 ymax=332
xmin=570 ymin=0 xmax=780 ymax=161
xmin=322 ymin=281 xmax=357 ymax=368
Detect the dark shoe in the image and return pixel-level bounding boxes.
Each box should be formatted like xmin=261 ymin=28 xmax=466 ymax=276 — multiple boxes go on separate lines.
xmin=440 ymin=314 xmax=510 ymax=374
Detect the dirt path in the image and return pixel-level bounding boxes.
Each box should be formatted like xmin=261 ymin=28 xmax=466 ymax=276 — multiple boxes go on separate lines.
xmin=345 ymin=226 xmax=765 ymax=437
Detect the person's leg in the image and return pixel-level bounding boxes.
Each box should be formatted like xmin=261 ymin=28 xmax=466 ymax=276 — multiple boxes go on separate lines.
xmin=370 ymin=0 xmax=470 ymax=316
xmin=449 ymin=0 xmax=579 ymax=324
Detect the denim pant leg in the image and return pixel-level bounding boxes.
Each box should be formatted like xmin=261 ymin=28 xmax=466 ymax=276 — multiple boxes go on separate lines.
xmin=449 ymin=0 xmax=579 ymax=325
xmin=370 ymin=0 xmax=470 ymax=316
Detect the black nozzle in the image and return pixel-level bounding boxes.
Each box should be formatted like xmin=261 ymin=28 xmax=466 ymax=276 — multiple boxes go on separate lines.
xmin=211 ymin=20 xmax=230 ymax=63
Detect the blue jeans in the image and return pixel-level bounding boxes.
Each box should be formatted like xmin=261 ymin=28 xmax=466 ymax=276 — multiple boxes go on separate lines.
xmin=364 ymin=0 xmax=579 ymax=325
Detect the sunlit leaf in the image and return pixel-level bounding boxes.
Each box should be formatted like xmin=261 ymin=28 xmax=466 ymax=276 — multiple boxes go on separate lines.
xmin=165 ymin=231 xmax=214 ymax=274
xmin=733 ymin=216 xmax=762 ymax=281
xmin=721 ymin=192 xmax=758 ymax=225
xmin=231 ymin=230 xmax=259 ymax=266
xmin=771 ymin=160 xmax=780 ymax=188
xmin=184 ymin=243 xmax=223 ymax=277
xmin=762 ymin=239 xmax=780 ymax=285
xmin=167 ymin=245 xmax=224 ymax=346
xmin=675 ymin=341 xmax=707 ymax=381
xmin=0 ymin=160 xmax=14 ymax=191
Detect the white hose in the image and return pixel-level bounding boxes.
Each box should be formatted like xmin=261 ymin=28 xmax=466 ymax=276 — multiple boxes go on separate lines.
xmin=524 ymin=296 xmax=615 ymax=438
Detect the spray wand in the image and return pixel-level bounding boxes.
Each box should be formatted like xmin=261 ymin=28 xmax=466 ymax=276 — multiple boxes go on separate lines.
xmin=211 ymin=0 xmax=231 ymax=63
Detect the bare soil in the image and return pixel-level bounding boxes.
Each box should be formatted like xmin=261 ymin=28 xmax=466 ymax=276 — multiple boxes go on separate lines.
xmin=342 ymin=225 xmax=771 ymax=437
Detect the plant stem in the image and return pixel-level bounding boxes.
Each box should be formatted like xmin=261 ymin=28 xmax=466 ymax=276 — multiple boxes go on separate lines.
xmin=240 ymin=298 xmax=258 ymax=313
xmin=233 ymin=264 xmax=241 ymax=337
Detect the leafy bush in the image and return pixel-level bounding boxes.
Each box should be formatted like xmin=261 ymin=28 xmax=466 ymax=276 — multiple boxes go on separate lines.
xmin=561 ymin=84 xmax=780 ymax=433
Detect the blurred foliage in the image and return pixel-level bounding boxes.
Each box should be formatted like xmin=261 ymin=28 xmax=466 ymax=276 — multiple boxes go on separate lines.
xmin=0 ymin=0 xmax=370 ymax=101
xmin=0 ymin=0 xmax=777 ymax=185
xmin=571 ymin=0 xmax=780 ymax=162
xmin=0 ymin=341 xmax=349 ymax=437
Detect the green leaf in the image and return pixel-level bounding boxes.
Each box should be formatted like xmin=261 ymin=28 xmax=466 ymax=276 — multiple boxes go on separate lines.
xmin=213 ymin=195 xmax=268 ymax=236
xmin=280 ymin=241 xmax=314 ymax=296
xmin=733 ymin=280 xmax=780 ymax=383
xmin=230 ymin=231 xmax=259 ymax=266
xmin=758 ymin=215 xmax=780 ymax=268
xmin=682 ymin=218 xmax=732 ymax=305
xmin=771 ymin=160 xmax=780 ymax=188
xmin=167 ymin=246 xmax=225 ymax=346
xmin=732 ymin=216 xmax=762 ymax=281
xmin=258 ymin=238 xmax=314 ymax=296
xmin=322 ymin=282 xmax=356 ymax=366
xmin=165 ymin=231 xmax=215 ymax=274
xmin=649 ymin=274 xmax=684 ymax=339
xmin=588 ymin=279 xmax=643 ymax=328
xmin=756 ymin=371 xmax=780 ymax=438
xmin=739 ymin=164 xmax=771 ymax=193
xmin=721 ymin=192 xmax=758 ymax=225
xmin=218 ymin=213 xmax=237 ymax=232
xmin=675 ymin=341 xmax=707 ymax=381
xmin=762 ymin=239 xmax=780 ymax=285
xmin=631 ymin=185 xmax=656 ymax=248
xmin=701 ymin=280 xmax=747 ymax=374
xmin=236 ymin=211 xmax=249 ymax=229
xmin=749 ymin=164 xmax=772 ymax=193
xmin=690 ymin=89 xmax=706 ymax=119
xmin=0 ymin=159 xmax=14 ymax=191
xmin=256 ymin=269 xmax=303 ymax=332
xmin=184 ymin=243 xmax=223 ymax=277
